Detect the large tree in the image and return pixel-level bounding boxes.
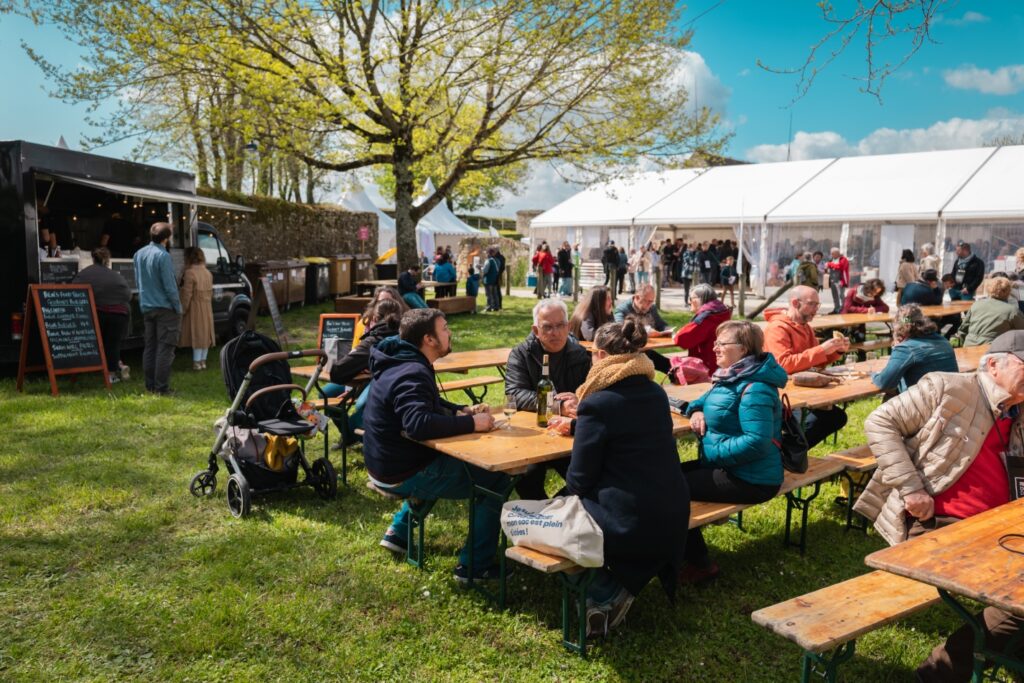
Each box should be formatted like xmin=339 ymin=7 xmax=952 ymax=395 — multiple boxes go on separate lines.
xmin=17 ymin=0 xmax=724 ymax=269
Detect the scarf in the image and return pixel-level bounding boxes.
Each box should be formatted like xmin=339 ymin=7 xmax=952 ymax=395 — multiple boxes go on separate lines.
xmin=711 ymin=353 xmax=763 ymax=383
xmin=575 ymin=352 xmax=655 ymax=402
xmin=692 ymin=299 xmax=730 ymax=325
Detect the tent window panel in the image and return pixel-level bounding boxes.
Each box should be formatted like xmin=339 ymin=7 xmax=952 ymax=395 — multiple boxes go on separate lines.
xmin=946 ymin=222 xmax=1024 ymax=274
xmin=764 ymin=223 xmax=841 ymax=287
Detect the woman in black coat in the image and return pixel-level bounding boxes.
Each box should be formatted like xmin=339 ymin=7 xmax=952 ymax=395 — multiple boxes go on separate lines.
xmin=562 ymin=317 xmax=690 ymax=637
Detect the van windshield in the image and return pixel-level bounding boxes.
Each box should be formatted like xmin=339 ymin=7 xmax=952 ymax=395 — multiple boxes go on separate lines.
xmin=197 ymin=231 xmax=225 ymax=265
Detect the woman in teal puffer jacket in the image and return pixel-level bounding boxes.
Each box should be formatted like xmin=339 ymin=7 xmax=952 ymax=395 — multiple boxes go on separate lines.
xmin=681 ymin=320 xmax=788 ymax=583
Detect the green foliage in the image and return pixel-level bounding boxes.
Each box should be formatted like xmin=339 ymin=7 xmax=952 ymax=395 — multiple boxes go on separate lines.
xmin=0 ymin=295 xmax=974 ymax=681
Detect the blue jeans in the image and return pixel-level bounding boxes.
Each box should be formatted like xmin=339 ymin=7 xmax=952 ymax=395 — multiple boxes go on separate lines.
xmin=794 ymin=407 xmax=848 ymax=449
xmin=403 ymin=292 xmax=428 ymax=309
xmin=559 ymin=276 xmax=573 ymax=296
xmin=388 ymin=455 xmax=510 ymax=567
xmin=587 ymin=568 xmax=624 ymax=604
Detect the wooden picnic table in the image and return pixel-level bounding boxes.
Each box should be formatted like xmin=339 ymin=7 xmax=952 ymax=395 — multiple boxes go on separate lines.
xmin=865 ymin=498 xmax=1024 ymax=679
xmin=354 ymin=279 xmax=443 ymax=295
xmin=578 ymin=336 xmax=678 ymax=352
xmin=808 ymin=313 xmax=892 ymax=330
xmin=420 ymin=409 xmax=691 ymax=475
xmin=289 ymin=346 xmax=513 ymax=380
xmin=919 ymin=300 xmax=972 ymax=317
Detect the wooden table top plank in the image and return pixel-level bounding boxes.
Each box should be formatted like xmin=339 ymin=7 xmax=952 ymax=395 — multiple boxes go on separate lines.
xmin=433 ymin=347 xmax=512 ymax=374
xmin=579 ymin=336 xmax=678 ymax=352
xmin=420 ymin=410 xmax=691 ymax=474
xmin=865 ymin=498 xmax=1024 ymax=619
xmin=751 ymin=570 xmax=941 ymax=653
xmin=920 ymin=301 xmax=972 ymax=317
xmin=809 ymin=313 xmax=892 ymax=330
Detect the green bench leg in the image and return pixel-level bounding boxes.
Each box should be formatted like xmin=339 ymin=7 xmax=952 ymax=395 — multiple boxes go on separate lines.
xmin=938 ymin=589 xmax=1024 ymax=682
xmin=405 ymin=499 xmax=436 ymax=569
xmin=801 ymin=641 xmax=856 ymax=683
xmin=560 ymin=570 xmax=596 ymax=658
xmin=465 ymin=474 xmax=519 ymax=605
xmin=842 ymin=471 xmax=870 ymax=534
xmin=729 ymin=510 xmax=744 ymax=531
xmin=784 ymin=481 xmax=824 ymax=555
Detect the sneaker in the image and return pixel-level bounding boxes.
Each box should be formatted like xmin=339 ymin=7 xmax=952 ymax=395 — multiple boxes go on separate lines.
xmin=193 ymin=362 xmax=203 ymax=371
xmin=119 ymin=364 xmax=130 ymax=381
xmin=108 ymin=373 xmax=120 ymax=384
xmin=678 ymin=561 xmax=720 ymax=585
xmin=605 ymin=588 xmax=635 ymax=630
xmin=834 ymin=496 xmax=849 ymax=507
xmin=586 ymin=606 xmax=608 ymax=638
xmin=452 ymin=562 xmax=512 ymax=585
xmin=379 ymin=529 xmax=407 ymax=555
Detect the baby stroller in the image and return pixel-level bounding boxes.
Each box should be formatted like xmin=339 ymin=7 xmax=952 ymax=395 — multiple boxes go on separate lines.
xmin=189 ymin=331 xmax=338 ymax=517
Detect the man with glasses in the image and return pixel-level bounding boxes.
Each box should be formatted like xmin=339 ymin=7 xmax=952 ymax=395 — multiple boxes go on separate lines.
xmin=614 ymin=283 xmax=673 ymax=374
xmin=764 ymin=285 xmax=851 ymax=447
xmin=505 ymin=298 xmax=592 ymax=498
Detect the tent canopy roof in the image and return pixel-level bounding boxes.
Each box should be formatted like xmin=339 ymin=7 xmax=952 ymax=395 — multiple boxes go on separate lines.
xmin=634 ymin=158 xmax=834 ymax=225
xmin=415 ymin=179 xmax=481 ymax=236
xmin=529 ymin=145 xmax=1024 ymax=229
xmin=530 ymin=169 xmax=701 ymax=228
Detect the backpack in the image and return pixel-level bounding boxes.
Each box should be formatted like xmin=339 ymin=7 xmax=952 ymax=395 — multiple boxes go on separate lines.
xmin=668 ymin=355 xmax=710 ymax=385
xmin=736 ymin=385 xmax=809 ymax=474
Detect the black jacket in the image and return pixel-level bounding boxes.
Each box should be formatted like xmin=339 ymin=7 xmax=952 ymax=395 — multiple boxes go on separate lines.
xmin=602 ymin=245 xmax=619 ymax=268
xmin=901 ymin=281 xmax=944 ymax=306
xmin=73 ymin=264 xmax=131 ymax=309
xmin=328 ymin=319 xmax=399 ymax=385
xmin=567 ymin=374 xmax=689 ymax=597
xmin=953 ymin=253 xmax=985 ymax=295
xmin=557 ymin=248 xmax=573 ymax=277
xmin=362 ymin=337 xmax=473 ymax=484
xmin=504 ymin=333 xmax=592 ymax=412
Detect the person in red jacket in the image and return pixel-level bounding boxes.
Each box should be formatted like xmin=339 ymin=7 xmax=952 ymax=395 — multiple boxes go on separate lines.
xmin=673 ymin=283 xmax=732 ymax=373
xmin=841 ymin=278 xmax=889 ymax=314
xmin=763 ymin=285 xmax=851 ymax=447
xmin=532 ymin=243 xmax=556 ymax=298
xmin=825 ymin=247 xmax=850 ymax=314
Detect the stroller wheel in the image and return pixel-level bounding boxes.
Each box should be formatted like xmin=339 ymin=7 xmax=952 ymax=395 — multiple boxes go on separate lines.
xmin=189 ymin=470 xmax=217 ymax=497
xmin=311 ymin=458 xmax=338 ymax=500
xmin=226 ymin=474 xmax=251 ymax=518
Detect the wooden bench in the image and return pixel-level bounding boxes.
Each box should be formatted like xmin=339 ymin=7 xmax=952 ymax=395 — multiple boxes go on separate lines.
xmin=437 ymin=375 xmax=504 ymax=403
xmin=428 ymin=295 xmax=476 ymax=315
xmin=365 ymin=478 xmax=435 ymax=569
xmin=335 ymin=295 xmax=372 ymax=314
xmin=847 ymin=338 xmax=892 ymax=353
xmin=689 ymin=456 xmax=847 ymax=554
xmin=752 ymin=570 xmax=940 ymax=683
xmin=826 ymin=445 xmax=877 ymax=532
xmin=505 ymin=546 xmax=594 ymax=657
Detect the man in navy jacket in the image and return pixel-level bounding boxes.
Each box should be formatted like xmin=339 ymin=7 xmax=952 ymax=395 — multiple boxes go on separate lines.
xmin=363 ymin=308 xmax=508 ymax=582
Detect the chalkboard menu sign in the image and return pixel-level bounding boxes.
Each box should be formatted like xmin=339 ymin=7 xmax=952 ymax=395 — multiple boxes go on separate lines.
xmin=40 ymin=258 xmax=80 ymax=284
xmin=16 ymin=284 xmax=111 ymax=396
xmin=317 ymin=314 xmax=359 ymax=355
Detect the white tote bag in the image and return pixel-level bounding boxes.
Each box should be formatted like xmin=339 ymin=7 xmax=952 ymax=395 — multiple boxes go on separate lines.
xmin=500 ymin=496 xmax=604 ymax=567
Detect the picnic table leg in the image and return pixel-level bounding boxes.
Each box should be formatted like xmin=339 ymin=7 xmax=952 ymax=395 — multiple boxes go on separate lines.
xmin=560 ymin=570 xmax=596 ymax=658
xmin=938 ymin=589 xmax=1024 ymax=682
xmin=801 ymin=642 xmax=856 ymax=683
xmin=406 ymin=499 xmax=436 ymax=569
xmin=465 ymin=474 xmax=519 ymax=606
xmin=842 ymin=471 xmax=869 ymax=533
xmin=784 ymin=481 xmax=824 ymax=555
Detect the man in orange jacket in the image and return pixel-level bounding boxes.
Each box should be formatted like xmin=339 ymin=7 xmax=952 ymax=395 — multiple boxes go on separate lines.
xmin=764 ymin=285 xmax=851 ymax=447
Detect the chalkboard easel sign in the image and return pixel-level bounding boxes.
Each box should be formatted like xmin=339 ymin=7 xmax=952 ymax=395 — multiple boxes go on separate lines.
xmin=246 ymin=276 xmax=290 ymax=347
xmin=317 ymin=313 xmax=359 ymax=356
xmin=16 ymin=284 xmax=111 ymax=396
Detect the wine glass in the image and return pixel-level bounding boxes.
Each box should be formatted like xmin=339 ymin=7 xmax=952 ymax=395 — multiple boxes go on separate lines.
xmin=502 ymin=396 xmax=517 ymax=429
xmin=845 ymin=353 xmax=857 ymax=373
xmin=866 ymin=350 xmax=879 ymax=371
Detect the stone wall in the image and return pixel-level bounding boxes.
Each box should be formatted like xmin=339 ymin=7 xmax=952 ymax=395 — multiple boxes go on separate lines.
xmin=196 ymin=190 xmax=378 ymax=262
xmin=515 ymin=209 xmax=543 ymax=234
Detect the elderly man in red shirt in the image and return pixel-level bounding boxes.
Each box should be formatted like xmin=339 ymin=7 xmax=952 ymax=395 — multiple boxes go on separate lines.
xmin=855 ymin=330 xmax=1024 ymax=682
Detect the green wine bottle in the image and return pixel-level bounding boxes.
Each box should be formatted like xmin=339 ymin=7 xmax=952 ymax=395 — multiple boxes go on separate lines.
xmin=536 ymin=353 xmax=553 ymax=427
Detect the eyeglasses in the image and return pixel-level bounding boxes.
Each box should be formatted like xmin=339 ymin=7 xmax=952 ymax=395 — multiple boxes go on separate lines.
xmin=713 ymin=340 xmax=744 ymax=348
xmin=539 ymin=322 xmax=568 ymax=334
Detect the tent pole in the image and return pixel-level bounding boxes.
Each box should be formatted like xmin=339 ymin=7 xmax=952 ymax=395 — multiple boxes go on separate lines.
xmin=738 ymin=216 xmax=746 ymax=317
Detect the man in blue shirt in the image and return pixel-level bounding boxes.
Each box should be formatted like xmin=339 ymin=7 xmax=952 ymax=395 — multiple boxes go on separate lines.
xmin=133 ymin=223 xmax=182 ymax=394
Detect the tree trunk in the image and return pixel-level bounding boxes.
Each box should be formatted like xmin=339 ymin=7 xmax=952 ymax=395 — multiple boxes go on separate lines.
xmin=305 ymin=162 xmax=315 ymax=204
xmin=393 ymin=145 xmax=418 ymax=272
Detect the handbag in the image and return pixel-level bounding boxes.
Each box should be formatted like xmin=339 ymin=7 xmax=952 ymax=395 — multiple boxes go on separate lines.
xmin=500 ymin=496 xmax=604 ymax=567
xmin=775 ymin=394 xmax=809 ymax=473
xmin=668 ymin=355 xmax=711 ymax=385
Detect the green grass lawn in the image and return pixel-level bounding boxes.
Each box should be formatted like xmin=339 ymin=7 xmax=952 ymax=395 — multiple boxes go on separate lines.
xmin=1 ymin=294 xmax=982 ymax=681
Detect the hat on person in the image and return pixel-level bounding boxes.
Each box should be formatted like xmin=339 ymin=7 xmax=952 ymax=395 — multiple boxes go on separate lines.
xmin=989 ymin=330 xmax=1024 ymax=362
xmin=957 ymin=240 xmax=970 ymax=249
xmin=921 ymin=269 xmax=939 ymax=282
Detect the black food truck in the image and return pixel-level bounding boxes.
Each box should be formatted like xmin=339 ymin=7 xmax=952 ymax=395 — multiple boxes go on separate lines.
xmin=0 ymin=140 xmax=254 ymax=365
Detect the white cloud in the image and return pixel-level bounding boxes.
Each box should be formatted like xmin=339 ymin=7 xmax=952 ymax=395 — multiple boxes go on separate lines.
xmin=939 ymin=10 xmax=990 ymax=26
xmin=738 ymin=68 xmax=750 ymax=77
xmin=484 ymin=162 xmax=585 ymax=215
xmin=670 ymin=50 xmax=731 ymax=115
xmin=745 ymin=111 xmax=1024 ymax=163
xmin=944 ymin=64 xmax=1024 ymax=95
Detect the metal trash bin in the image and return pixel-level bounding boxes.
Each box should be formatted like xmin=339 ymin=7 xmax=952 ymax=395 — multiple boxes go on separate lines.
xmin=354 ymin=254 xmax=374 ymax=284
xmin=329 ymin=254 xmax=354 ymax=297
xmin=245 ymin=261 xmax=290 ymax=313
xmin=304 ymin=257 xmax=330 ymax=304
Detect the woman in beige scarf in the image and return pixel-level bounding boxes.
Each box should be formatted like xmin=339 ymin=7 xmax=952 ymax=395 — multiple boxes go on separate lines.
xmin=556 ymin=317 xmax=689 ymax=638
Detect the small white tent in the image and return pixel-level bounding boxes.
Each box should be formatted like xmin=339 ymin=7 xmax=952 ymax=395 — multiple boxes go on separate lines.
xmin=413 ymin=179 xmax=482 ymax=257
xmin=339 ymin=182 xmax=396 ymax=263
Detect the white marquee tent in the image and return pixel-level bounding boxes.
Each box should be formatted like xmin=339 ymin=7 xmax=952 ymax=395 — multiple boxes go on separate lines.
xmin=339 ymin=182 xmax=397 ymax=263
xmin=531 ymin=145 xmax=1024 ymax=292
xmin=413 ymin=179 xmax=483 ymax=257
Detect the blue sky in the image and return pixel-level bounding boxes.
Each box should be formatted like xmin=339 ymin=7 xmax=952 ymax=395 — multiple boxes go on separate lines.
xmin=2 ymin=2 xmax=1023 ymax=214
